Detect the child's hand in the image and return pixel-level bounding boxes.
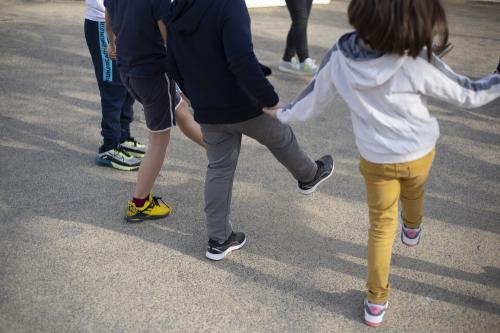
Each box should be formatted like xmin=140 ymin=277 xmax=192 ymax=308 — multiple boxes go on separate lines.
xmin=107 ymin=43 xmax=117 ymax=60
xmin=263 ymin=100 xmax=286 ymax=119
xmin=263 ymin=107 xmax=278 ymax=118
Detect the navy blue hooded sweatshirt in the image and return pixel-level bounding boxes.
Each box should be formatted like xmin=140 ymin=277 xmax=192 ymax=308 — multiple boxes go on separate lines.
xmin=166 ymin=0 xmax=279 ymax=124
xmin=104 ymin=0 xmax=170 ymax=78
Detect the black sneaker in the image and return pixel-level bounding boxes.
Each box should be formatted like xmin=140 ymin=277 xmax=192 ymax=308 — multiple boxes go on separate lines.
xmin=298 ymin=155 xmax=334 ymax=195
xmin=206 ymin=231 xmax=246 ymax=261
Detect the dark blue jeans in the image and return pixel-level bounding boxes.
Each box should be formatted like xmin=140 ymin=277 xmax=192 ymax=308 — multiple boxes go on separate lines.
xmin=84 ymin=19 xmax=134 ymax=150
xmin=283 ymin=0 xmax=313 ymax=63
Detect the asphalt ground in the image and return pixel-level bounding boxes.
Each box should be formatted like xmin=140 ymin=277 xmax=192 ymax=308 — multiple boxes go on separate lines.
xmin=0 ymin=1 xmax=499 ymax=332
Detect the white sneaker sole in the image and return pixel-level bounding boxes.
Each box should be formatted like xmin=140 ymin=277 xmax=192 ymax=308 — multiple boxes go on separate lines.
xmin=297 ymin=162 xmax=335 ymax=195
xmin=278 ymin=65 xmax=315 ymax=76
xmin=95 ymin=157 xmax=140 ymax=172
xmin=205 ymin=237 xmax=247 ymax=261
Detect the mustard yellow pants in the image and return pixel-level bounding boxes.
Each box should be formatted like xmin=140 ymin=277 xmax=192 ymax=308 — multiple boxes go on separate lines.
xmin=359 ymin=149 xmax=435 ymax=304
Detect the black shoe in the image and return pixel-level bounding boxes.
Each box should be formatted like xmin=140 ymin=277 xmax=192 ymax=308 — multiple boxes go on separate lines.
xmin=298 ymin=155 xmax=334 ymax=195
xmin=206 ymin=231 xmax=246 ymax=261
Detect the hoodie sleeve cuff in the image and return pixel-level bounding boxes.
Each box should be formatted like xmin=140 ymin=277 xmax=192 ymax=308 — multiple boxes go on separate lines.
xmin=276 ymin=108 xmax=288 ymax=123
xmin=263 ymin=93 xmax=279 ymax=109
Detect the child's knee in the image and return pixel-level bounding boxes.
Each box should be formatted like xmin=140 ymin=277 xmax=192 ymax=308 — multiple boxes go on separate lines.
xmin=148 ymin=129 xmax=171 ymax=145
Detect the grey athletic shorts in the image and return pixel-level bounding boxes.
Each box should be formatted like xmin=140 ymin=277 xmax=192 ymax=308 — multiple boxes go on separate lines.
xmin=120 ymin=72 xmax=181 ymax=132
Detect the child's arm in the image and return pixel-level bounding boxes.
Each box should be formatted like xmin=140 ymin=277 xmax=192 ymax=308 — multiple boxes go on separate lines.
xmin=418 ymin=55 xmax=500 ymax=108
xmin=104 ymin=9 xmax=116 ymax=60
xmin=275 ymin=48 xmax=339 ymax=123
xmin=166 ymin=36 xmax=185 ymax=93
xmin=156 ymin=2 xmax=185 ymax=91
xmin=157 ymin=20 xmax=167 ymax=46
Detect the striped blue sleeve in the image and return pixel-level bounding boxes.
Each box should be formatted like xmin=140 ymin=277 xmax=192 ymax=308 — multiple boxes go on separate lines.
xmin=278 ymin=46 xmax=339 ymax=123
xmin=418 ymin=55 xmax=500 ymax=108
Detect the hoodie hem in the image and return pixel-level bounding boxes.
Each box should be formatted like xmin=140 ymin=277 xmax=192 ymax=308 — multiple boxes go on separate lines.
xmin=359 ymin=146 xmax=435 ymax=164
xmin=194 ymin=109 xmax=263 ymax=125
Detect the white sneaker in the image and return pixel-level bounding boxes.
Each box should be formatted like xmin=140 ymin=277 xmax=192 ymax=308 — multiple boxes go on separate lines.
xmin=120 ymin=137 xmax=147 ymax=158
xmin=299 ymin=58 xmax=318 ymax=75
xmin=364 ymin=298 xmax=389 ymax=327
xmin=401 ymin=223 xmax=422 ymax=247
xmin=279 ymin=57 xmax=318 ymax=75
xmin=278 ymin=59 xmax=300 ymax=74
xmin=95 ymin=146 xmax=141 ymax=171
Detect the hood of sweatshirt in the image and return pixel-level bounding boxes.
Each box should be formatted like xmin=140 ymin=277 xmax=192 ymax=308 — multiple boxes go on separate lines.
xmin=167 ymin=0 xmax=215 ymax=35
xmin=337 ymin=32 xmax=407 ymax=89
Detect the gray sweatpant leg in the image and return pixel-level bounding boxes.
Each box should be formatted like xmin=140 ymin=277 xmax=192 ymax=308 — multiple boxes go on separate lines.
xmin=201 ymin=114 xmax=317 ymax=242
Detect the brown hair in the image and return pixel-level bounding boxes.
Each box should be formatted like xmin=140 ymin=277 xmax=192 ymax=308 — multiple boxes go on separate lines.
xmin=348 ymin=0 xmax=448 ymax=61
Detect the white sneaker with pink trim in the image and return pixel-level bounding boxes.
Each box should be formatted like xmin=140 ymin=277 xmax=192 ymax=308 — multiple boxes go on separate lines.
xmin=401 ymin=224 xmax=421 ymax=247
xmin=364 ymin=298 xmax=389 ymax=327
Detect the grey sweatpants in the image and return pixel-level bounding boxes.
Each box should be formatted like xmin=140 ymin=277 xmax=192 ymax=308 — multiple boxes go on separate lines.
xmin=201 ymin=113 xmax=317 ymax=242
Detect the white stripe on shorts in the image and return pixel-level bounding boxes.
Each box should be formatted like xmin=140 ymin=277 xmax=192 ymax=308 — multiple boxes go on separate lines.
xmin=164 ymin=73 xmax=174 ymax=129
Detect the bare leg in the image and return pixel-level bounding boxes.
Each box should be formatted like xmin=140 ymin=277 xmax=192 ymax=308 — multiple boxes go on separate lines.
xmin=133 ymin=130 xmax=171 ymax=199
xmin=175 ymin=98 xmax=206 ymax=149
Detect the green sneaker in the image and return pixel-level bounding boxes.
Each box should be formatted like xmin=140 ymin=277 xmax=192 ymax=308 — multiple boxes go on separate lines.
xmin=298 ymin=58 xmax=319 ymax=75
xmin=278 ymin=57 xmax=318 ymax=76
xmin=120 ymin=137 xmax=147 ymax=158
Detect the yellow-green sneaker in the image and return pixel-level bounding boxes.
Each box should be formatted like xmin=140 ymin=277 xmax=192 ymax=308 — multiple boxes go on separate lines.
xmin=96 ymin=145 xmax=141 ymax=171
xmin=120 ymin=137 xmax=147 ymax=158
xmin=126 ymin=194 xmax=172 ymax=223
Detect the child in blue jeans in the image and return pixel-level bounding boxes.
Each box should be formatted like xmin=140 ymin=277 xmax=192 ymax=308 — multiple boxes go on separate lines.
xmin=265 ymin=0 xmax=500 ymax=326
xmin=84 ymin=0 xmax=145 ymax=171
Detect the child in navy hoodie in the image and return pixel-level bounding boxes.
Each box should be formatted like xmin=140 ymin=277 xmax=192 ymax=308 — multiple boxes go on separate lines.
xmin=165 ymin=0 xmax=334 ymax=261
xmin=104 ymin=0 xmax=205 ymax=223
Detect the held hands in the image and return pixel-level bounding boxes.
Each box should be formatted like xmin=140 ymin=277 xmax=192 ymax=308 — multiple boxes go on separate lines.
xmin=263 ymin=100 xmax=287 ymax=119
xmin=106 ymin=43 xmax=117 ymax=60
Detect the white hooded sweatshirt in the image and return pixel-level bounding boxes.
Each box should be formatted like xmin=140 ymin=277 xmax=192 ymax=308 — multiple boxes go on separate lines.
xmin=277 ymin=32 xmax=500 ymax=164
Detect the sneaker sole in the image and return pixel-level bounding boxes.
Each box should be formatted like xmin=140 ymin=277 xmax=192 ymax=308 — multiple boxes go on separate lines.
xmin=125 ymin=211 xmax=171 ymax=223
xmin=364 ymin=320 xmax=383 ymax=327
xmin=205 ymin=237 xmax=247 ymax=261
xmin=278 ymin=65 xmax=316 ymax=76
xmin=297 ymin=162 xmax=335 ymax=195
xmin=401 ymin=234 xmax=420 ymax=247
xmin=95 ymin=157 xmax=140 ymax=171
